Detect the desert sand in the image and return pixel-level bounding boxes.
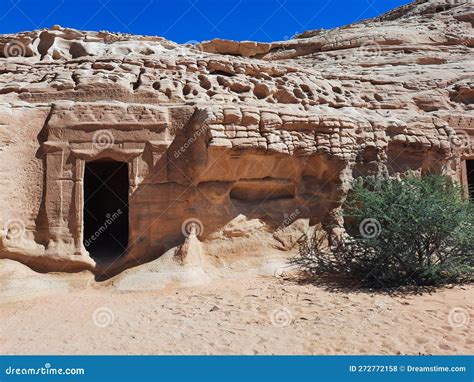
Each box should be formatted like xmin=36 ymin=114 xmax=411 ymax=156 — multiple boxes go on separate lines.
xmin=0 ymin=259 xmax=471 ymax=355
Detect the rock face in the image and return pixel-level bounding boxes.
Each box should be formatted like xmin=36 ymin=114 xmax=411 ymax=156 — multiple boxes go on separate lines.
xmin=0 ymin=0 xmax=473 ymax=278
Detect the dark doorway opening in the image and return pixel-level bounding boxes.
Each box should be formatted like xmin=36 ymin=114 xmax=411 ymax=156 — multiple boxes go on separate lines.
xmin=83 ymin=160 xmax=129 ymax=262
xmin=467 ymin=160 xmax=474 ymax=201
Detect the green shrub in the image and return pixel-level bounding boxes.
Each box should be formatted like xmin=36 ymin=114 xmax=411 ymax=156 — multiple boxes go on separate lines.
xmin=295 ymin=175 xmax=474 ymax=288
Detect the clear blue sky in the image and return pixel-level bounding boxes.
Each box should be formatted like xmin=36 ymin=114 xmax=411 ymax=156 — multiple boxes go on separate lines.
xmin=0 ymin=0 xmax=411 ymax=42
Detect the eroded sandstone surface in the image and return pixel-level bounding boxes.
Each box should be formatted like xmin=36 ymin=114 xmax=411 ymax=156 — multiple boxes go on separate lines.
xmin=0 ymin=0 xmax=473 ymax=280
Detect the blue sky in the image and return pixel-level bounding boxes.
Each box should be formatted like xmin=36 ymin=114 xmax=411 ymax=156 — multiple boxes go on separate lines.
xmin=0 ymin=0 xmax=411 ymax=42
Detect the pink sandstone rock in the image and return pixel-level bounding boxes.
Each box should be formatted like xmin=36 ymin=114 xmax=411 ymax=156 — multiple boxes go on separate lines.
xmin=0 ymin=0 xmax=472 ymax=280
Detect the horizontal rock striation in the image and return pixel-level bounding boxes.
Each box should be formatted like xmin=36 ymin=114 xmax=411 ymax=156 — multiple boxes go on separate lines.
xmin=0 ymin=0 xmax=472 ymax=276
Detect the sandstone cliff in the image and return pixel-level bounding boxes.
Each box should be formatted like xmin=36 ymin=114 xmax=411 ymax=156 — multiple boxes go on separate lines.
xmin=0 ymin=0 xmax=472 ymax=277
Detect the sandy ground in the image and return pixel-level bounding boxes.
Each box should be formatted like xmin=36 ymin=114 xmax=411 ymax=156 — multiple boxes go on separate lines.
xmin=0 ymin=262 xmax=472 ymax=355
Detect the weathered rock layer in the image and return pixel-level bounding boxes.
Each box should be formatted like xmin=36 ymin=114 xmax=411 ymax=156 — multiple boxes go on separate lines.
xmin=0 ymin=0 xmax=472 ymax=278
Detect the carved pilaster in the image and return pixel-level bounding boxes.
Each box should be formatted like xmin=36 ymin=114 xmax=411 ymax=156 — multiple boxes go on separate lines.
xmin=130 ymin=157 xmax=139 ymax=193
xmin=73 ymin=158 xmax=87 ymax=255
xmin=43 ymin=142 xmax=68 ymax=241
